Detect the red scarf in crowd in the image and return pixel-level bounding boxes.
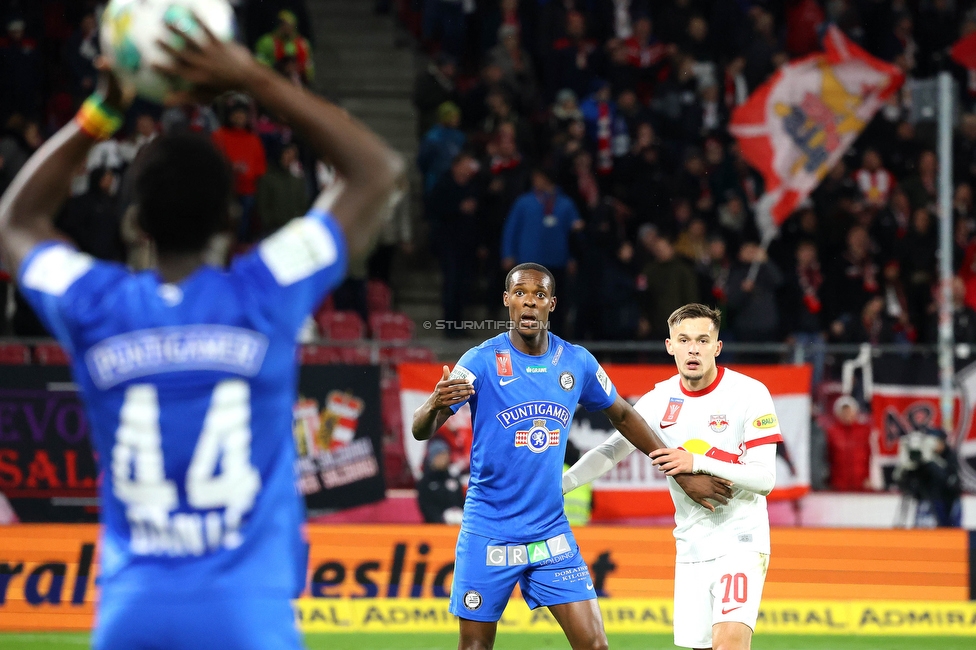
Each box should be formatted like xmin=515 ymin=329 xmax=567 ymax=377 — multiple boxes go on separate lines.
xmin=577 ymin=167 xmax=599 ymax=209
xmin=596 ymin=102 xmax=613 ymax=175
xmin=798 ymin=261 xmax=823 ymax=314
xmin=490 ymin=153 xmax=521 ymax=175
xmin=623 ymin=36 xmax=665 ymax=68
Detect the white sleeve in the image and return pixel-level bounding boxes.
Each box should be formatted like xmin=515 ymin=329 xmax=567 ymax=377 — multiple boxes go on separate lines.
xmin=692 ymin=443 xmax=777 ymax=495
xmin=562 ymin=431 xmax=637 ymax=494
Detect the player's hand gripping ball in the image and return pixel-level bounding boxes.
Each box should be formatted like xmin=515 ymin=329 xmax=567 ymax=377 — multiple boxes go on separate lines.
xmin=100 ymin=0 xmax=236 ymax=104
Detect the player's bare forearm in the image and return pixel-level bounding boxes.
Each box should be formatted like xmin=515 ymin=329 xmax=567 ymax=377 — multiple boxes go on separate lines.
xmin=603 ymin=396 xmax=665 ymax=455
xmin=0 ymin=123 xmax=89 ymax=272
xmin=412 ymin=402 xmax=451 ymax=441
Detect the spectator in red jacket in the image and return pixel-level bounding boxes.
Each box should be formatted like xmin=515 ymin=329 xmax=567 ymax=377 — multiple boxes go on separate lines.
xmin=211 ymin=95 xmax=267 ymax=243
xmin=825 ymin=396 xmax=873 ymax=491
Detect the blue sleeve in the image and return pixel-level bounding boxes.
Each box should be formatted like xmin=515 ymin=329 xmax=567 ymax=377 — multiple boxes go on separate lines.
xmin=448 ymin=347 xmax=481 ymax=414
xmin=231 ymin=209 xmax=349 ymax=336
xmin=501 ymin=199 xmax=522 ymax=260
xmin=577 ymin=349 xmax=617 ymax=412
xmin=17 ymin=242 xmax=123 ymax=354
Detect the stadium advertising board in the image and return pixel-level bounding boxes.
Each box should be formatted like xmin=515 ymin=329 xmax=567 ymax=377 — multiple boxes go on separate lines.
xmin=0 ymin=365 xmax=385 ymax=521
xmin=293 ymin=365 xmax=385 ymax=512
xmin=1 ymin=524 xmax=970 ymax=632
xmin=398 ymin=363 xmax=811 ymax=519
xmin=0 ymin=367 xmax=96 ymax=522
xmin=295 ymin=598 xmax=976 ymax=635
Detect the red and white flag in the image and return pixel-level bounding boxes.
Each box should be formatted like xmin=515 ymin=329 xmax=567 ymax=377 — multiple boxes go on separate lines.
xmin=729 ymin=26 xmax=904 ymax=239
xmin=950 ymin=31 xmax=976 ymax=70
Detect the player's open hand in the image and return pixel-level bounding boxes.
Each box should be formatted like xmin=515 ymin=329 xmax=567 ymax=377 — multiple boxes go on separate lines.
xmin=649 ymin=448 xmax=694 ymax=475
xmin=154 ymin=13 xmax=256 ymax=104
xmin=94 ymin=56 xmax=136 ymax=113
xmin=429 ymin=365 xmax=474 ymax=411
xmin=672 ymin=474 xmax=733 ymax=512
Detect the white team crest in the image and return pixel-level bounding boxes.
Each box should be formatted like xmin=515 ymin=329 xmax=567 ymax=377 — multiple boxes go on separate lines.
xmin=463 ymin=590 xmax=483 ymax=610
xmin=559 ymin=371 xmax=575 ymax=391
xmin=514 ymin=419 xmax=560 ymax=453
xmin=708 ymin=414 xmax=729 ymax=433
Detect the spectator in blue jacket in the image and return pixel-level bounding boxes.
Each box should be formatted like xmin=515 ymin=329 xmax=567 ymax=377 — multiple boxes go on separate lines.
xmin=501 ymin=167 xmax=584 ymax=335
xmin=418 ymin=101 xmax=467 ymax=196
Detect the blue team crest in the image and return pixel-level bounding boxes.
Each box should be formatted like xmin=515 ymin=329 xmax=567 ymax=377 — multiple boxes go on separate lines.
xmin=514 ymin=419 xmax=560 ymax=453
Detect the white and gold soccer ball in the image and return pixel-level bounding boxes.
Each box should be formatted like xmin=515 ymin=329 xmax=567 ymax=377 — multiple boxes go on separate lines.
xmin=100 ymin=0 xmax=236 ymax=103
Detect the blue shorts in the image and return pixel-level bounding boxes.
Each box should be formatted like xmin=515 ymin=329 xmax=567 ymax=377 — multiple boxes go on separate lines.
xmin=449 ymin=528 xmax=597 ymax=622
xmin=93 ymin=592 xmax=302 ymax=650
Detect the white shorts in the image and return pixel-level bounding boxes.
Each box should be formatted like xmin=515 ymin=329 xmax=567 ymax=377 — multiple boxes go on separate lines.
xmin=673 ymin=551 xmax=769 ymax=649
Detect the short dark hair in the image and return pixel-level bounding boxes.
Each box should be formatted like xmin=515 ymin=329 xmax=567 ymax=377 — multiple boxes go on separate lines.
xmin=667 ymin=303 xmax=721 ymax=332
xmin=505 ymin=262 xmax=555 ymax=294
xmin=131 ymin=133 xmax=232 ymax=254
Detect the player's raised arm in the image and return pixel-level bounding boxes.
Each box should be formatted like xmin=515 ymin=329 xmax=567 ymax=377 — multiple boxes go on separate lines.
xmin=0 ymin=61 xmax=134 ymax=274
xmin=412 ymin=365 xmax=475 ymax=441
xmin=155 ymin=20 xmax=405 ymax=260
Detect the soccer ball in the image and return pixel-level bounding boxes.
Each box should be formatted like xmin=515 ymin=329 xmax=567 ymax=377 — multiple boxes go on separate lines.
xmin=100 ymin=0 xmax=236 ymax=104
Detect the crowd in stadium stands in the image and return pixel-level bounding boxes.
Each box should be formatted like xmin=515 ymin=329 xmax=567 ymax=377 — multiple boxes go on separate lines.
xmin=409 ymin=0 xmax=976 ymax=354
xmin=0 ymin=0 xmax=404 ymax=336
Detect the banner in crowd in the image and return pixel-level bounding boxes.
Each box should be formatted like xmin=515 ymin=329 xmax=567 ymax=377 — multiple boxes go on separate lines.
xmin=398 ymin=363 xmax=811 ymax=519
xmin=0 ymin=524 xmax=970 ymax=631
xmin=0 ymin=365 xmax=384 ymax=520
xmin=871 ymin=360 xmax=976 ymax=491
xmin=729 ymin=25 xmax=904 ymax=237
xmin=293 ymin=365 xmax=385 ymax=512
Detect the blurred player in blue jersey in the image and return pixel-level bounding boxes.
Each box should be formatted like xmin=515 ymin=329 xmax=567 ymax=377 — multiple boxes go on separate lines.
xmin=412 ymin=263 xmax=732 ymax=650
xmin=0 ymin=21 xmax=403 ymax=650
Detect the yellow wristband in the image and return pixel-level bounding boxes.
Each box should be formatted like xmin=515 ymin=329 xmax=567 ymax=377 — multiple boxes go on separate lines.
xmin=75 ymin=93 xmax=124 ymax=141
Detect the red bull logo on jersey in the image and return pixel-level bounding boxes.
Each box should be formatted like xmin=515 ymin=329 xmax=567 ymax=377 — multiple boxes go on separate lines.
xmin=708 ymin=414 xmax=730 ymax=433
xmin=495 ymin=351 xmax=513 ymax=376
xmin=515 ymin=419 xmax=560 ymax=453
xmin=680 ymin=438 xmax=742 ymax=464
xmin=496 ymin=400 xmax=572 ymax=428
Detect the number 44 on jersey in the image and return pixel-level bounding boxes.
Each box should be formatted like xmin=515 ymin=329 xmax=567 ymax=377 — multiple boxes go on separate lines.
xmin=113 ymin=379 xmax=261 ymax=557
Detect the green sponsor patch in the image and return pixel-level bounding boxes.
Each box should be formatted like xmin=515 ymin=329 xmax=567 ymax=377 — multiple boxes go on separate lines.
xmin=527 ymin=541 xmax=550 ymax=562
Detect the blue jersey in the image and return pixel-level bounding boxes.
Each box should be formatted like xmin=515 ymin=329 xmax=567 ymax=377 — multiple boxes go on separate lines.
xmin=18 ymin=209 xmax=347 ymax=601
xmin=450 ymin=332 xmax=616 ymax=542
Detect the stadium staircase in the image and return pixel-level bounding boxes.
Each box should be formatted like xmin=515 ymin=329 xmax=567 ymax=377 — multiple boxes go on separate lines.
xmin=309 ymin=0 xmax=442 ymax=333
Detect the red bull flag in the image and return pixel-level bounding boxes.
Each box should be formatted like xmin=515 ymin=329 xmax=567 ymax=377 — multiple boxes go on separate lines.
xmin=729 ymin=26 xmax=904 ymax=239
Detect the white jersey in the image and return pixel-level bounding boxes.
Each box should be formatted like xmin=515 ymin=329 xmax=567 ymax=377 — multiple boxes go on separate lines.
xmin=634 ymin=367 xmax=783 ymax=562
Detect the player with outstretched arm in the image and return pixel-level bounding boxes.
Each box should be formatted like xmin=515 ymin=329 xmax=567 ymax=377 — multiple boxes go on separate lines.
xmin=564 ymin=303 xmax=782 ymax=650
xmin=413 ymin=266 xmax=733 ymax=650
xmin=0 ymin=21 xmax=403 ymax=650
